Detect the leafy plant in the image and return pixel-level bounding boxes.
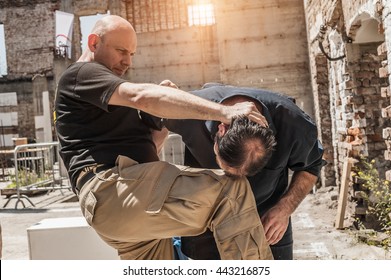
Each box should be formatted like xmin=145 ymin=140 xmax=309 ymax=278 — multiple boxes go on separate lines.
xmin=353 ymin=157 xmax=391 ymax=248
xmin=6 ymin=169 xmax=49 ymax=189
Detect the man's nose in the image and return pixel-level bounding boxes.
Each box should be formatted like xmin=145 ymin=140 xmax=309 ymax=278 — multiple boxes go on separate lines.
xmin=123 ymin=54 xmax=132 ymax=67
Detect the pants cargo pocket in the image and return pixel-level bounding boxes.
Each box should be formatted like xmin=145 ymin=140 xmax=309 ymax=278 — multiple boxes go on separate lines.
xmin=145 ymin=163 xmax=181 ymax=214
xmin=232 ymin=226 xmax=273 ymax=260
xmin=213 ymin=208 xmax=273 ymax=260
xmin=83 ymin=190 xmax=97 ymax=226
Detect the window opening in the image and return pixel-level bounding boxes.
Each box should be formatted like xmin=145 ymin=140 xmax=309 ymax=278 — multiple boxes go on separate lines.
xmin=127 ymin=0 xmax=215 ymax=33
xmin=188 ymin=3 xmax=215 ymax=26
xmin=55 ymin=11 xmax=75 ymax=58
xmin=0 ymin=24 xmax=8 ymax=77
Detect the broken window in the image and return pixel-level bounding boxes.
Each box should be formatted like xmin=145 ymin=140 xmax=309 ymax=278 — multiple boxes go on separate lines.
xmin=188 ymin=3 xmax=215 ymax=26
xmin=55 ymin=11 xmax=74 ymax=59
xmin=126 ymin=0 xmax=215 ymax=33
xmin=0 ymin=24 xmax=7 ymax=77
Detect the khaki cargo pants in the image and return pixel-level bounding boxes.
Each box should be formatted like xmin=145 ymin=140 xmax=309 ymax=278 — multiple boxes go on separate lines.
xmin=78 ymin=155 xmax=272 ymax=260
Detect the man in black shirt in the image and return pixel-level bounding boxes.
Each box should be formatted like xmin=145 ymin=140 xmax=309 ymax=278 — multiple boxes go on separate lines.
xmin=164 ymin=83 xmax=324 ymax=260
xmin=54 ymin=15 xmax=273 ymax=260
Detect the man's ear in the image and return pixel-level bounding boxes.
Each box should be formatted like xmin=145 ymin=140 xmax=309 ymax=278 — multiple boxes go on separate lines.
xmin=213 ymin=141 xmax=218 ymax=156
xmin=87 ymin=34 xmax=100 ymax=51
xmin=217 ymin=123 xmax=228 ymax=136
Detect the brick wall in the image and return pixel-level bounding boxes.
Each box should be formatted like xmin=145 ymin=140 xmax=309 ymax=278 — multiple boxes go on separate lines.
xmin=304 ymin=0 xmax=391 ymax=227
xmin=0 ymin=0 xmax=121 ymax=143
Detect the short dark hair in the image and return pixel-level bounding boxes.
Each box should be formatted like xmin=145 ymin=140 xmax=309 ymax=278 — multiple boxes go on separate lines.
xmin=215 ymin=116 xmax=276 ymax=177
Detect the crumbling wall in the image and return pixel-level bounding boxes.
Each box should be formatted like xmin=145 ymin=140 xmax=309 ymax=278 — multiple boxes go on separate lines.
xmin=213 ymin=0 xmax=313 ymax=115
xmin=125 ymin=0 xmax=314 ymax=116
xmin=312 ymin=54 xmax=336 ymax=187
xmin=379 ymin=1 xmax=391 ymax=180
xmin=125 ymin=0 xmax=220 ymax=90
xmin=304 ymin=0 xmax=342 ymax=187
xmin=0 ymin=0 xmax=61 ymax=147
xmin=129 ymin=25 xmax=220 ymax=90
xmin=0 ymin=0 xmax=123 ymax=146
xmin=0 ymin=0 xmax=60 ymax=79
xmin=0 ymin=81 xmax=35 ymax=141
xmin=304 ymin=0 xmax=391 ymax=226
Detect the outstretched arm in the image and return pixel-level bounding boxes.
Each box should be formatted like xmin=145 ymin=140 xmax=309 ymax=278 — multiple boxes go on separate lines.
xmin=261 ymin=171 xmax=317 ymax=245
xmin=109 ymin=82 xmax=268 ymax=126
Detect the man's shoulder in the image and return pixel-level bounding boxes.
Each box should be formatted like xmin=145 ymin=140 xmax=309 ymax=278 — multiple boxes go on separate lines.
xmin=63 ymin=62 xmax=119 ymax=84
xmin=67 ymin=62 xmax=110 ymax=73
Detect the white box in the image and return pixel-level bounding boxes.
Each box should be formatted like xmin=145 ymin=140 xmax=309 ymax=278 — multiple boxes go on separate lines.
xmin=27 ymin=217 xmax=119 ymax=260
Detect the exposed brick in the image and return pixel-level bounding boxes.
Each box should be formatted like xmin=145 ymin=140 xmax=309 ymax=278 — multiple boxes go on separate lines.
xmin=362 ymin=78 xmax=371 ymax=87
xmin=381 ymin=87 xmax=390 ymax=97
xmin=379 ymin=66 xmax=389 ymax=78
xmin=355 ymin=71 xmax=376 ymax=79
xmin=385 ymin=150 xmax=391 ymax=161
xmin=383 ymin=127 xmax=391 ymax=139
xmin=344 ymin=79 xmax=356 ymax=89
xmin=377 ymin=42 xmax=387 ymax=56
xmin=357 ymin=87 xmax=377 ymax=95
xmin=382 ymin=105 xmax=391 ymax=118
xmin=352 ymin=118 xmax=367 ymax=128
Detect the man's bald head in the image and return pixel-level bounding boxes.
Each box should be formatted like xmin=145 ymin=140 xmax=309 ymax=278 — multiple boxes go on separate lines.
xmin=91 ymin=15 xmax=135 ymax=38
xmin=79 ymin=15 xmax=137 ymax=72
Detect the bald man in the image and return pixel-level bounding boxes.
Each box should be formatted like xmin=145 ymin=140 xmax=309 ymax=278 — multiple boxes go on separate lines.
xmin=54 ymin=15 xmax=273 ymax=260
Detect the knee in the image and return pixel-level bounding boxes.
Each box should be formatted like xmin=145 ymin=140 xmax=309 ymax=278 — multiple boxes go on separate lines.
xmin=223 ymin=177 xmax=254 ymax=203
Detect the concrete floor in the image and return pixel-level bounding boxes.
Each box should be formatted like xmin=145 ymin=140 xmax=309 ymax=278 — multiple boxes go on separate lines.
xmin=0 ymin=180 xmax=82 ymax=260
xmin=0 ymin=180 xmax=390 ymax=260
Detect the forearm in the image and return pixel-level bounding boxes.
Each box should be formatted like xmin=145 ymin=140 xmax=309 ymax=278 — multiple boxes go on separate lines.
xmin=151 ymin=127 xmax=169 ymax=154
xmin=276 ymin=171 xmax=318 ymax=216
xmin=111 ymin=83 xmax=229 ymax=122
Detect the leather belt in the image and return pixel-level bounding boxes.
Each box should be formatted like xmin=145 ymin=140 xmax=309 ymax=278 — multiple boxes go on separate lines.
xmin=75 ymin=164 xmax=112 ymax=195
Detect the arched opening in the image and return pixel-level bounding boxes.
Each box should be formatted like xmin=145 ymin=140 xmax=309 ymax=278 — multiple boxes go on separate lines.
xmin=345 ymin=13 xmax=390 ymax=229
xmin=347 ymin=14 xmax=388 ymax=168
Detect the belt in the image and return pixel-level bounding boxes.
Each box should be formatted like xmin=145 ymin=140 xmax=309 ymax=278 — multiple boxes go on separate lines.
xmin=75 ymin=164 xmax=112 ymax=195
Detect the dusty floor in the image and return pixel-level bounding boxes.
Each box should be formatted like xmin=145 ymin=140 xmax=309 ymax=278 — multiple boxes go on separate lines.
xmin=292 ymin=185 xmax=391 ymax=260
xmin=0 ymin=181 xmax=390 ymax=260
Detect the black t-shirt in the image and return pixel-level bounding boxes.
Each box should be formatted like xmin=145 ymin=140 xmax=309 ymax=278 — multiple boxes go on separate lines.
xmin=165 ymin=84 xmax=324 ymax=213
xmin=55 ymin=62 xmax=159 ymax=188
xmin=164 ymin=84 xmax=324 ymax=259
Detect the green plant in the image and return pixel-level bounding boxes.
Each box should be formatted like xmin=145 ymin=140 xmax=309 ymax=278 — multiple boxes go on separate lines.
xmin=6 ymin=169 xmax=49 ymax=189
xmin=353 ymin=157 xmax=391 ymax=248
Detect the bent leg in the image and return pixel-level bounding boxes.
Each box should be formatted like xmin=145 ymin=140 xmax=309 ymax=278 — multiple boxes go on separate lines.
xmin=78 ymin=156 xmax=272 ymax=260
xmin=209 ymin=178 xmax=273 ymax=260
xmin=114 ymin=239 xmax=174 ymax=260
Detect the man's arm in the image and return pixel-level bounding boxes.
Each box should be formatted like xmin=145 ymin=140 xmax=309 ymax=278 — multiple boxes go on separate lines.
xmin=151 ymin=127 xmax=170 ymax=155
xmin=261 ymin=171 xmax=318 ymax=245
xmin=109 ymin=82 xmax=268 ymax=125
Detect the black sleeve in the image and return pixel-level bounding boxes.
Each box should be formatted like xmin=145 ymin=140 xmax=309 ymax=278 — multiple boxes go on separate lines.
xmin=139 ymin=111 xmax=164 ymax=130
xmin=284 ymin=109 xmax=324 ymax=177
xmin=163 ymin=118 xmax=218 ymax=168
xmin=289 ymin=138 xmax=324 ymax=177
xmin=74 ymin=63 xmax=126 ymax=111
